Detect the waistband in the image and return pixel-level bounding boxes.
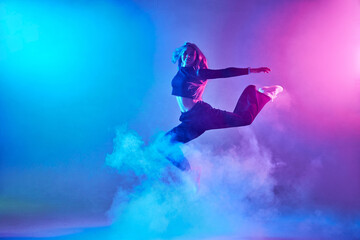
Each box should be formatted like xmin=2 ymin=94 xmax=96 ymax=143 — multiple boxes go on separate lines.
xmin=180 ymin=101 xmax=212 ymax=119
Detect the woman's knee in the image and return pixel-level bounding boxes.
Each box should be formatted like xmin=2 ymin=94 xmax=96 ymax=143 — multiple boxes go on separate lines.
xmin=246 ymin=84 xmax=256 ymax=90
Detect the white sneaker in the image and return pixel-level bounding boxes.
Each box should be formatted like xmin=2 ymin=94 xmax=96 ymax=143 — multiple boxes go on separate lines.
xmin=258 ymin=85 xmax=284 ymax=102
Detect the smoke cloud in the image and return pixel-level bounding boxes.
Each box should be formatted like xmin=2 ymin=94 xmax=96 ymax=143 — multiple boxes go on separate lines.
xmin=105 ymin=126 xmax=359 ymax=239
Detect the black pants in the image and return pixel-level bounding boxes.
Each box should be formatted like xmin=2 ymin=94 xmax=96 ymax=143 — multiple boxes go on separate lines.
xmin=165 ymin=85 xmax=270 ymax=170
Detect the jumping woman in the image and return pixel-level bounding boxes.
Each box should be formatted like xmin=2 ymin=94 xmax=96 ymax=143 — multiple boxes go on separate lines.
xmin=163 ymin=42 xmax=283 ymax=171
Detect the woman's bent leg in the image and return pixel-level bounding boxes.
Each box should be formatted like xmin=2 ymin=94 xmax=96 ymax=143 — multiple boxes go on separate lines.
xmin=163 ymin=123 xmax=205 ymax=171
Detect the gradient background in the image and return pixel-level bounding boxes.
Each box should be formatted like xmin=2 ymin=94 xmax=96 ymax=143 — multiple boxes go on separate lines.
xmin=1 ymin=0 xmax=359 ymax=239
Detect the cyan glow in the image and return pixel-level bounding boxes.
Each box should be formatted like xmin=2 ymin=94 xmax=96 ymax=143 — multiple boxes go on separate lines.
xmin=1 ymin=0 xmax=359 ymax=239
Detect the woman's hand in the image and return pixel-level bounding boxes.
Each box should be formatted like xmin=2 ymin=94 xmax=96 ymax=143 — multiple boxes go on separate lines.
xmin=250 ymin=67 xmax=271 ymax=73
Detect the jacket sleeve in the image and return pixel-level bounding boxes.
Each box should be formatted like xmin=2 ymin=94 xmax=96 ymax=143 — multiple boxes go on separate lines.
xmin=197 ymin=68 xmax=249 ymax=79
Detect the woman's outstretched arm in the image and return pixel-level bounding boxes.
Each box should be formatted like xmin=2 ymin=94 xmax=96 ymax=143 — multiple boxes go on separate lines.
xmin=197 ymin=67 xmax=270 ymax=79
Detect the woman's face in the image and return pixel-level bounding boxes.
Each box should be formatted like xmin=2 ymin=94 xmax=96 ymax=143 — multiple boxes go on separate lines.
xmin=181 ymin=47 xmax=197 ymax=67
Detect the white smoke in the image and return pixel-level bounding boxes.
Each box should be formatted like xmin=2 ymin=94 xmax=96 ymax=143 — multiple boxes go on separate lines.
xmin=105 ymin=126 xmax=279 ymax=239
xmin=104 ymin=126 xmax=360 ymax=239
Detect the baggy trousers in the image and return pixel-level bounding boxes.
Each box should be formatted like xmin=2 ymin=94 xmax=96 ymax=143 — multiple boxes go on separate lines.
xmin=165 ymin=85 xmax=271 ymax=170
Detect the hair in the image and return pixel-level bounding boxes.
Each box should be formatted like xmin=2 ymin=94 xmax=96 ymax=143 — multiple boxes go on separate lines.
xmin=172 ymin=42 xmax=208 ymax=70
xmin=172 ymin=42 xmax=208 ymax=100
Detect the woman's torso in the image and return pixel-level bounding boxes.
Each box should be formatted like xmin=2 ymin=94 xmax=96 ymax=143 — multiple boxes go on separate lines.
xmin=172 ymin=67 xmax=205 ymax=112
